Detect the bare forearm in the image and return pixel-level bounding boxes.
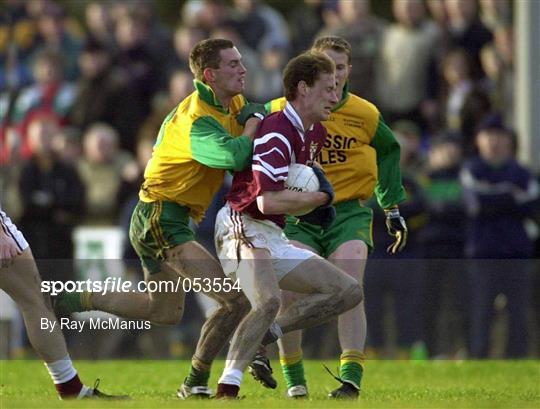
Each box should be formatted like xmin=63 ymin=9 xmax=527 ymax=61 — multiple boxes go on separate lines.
xmin=257 ymin=190 xmax=327 ymax=215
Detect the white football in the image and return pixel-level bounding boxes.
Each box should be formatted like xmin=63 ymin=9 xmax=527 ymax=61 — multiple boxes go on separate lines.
xmin=285 ymin=164 xmax=320 ymax=193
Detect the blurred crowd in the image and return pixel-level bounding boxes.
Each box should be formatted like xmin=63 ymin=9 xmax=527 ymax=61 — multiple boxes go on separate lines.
xmin=1 ymin=0 xmax=539 ymax=359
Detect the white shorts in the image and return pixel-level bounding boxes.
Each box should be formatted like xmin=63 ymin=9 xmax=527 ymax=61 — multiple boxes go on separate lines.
xmin=0 ymin=210 xmax=29 ymax=252
xmin=215 ymin=203 xmax=318 ymax=281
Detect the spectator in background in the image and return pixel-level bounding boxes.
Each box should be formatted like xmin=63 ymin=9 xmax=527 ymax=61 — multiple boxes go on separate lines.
xmin=69 ymin=40 xmax=145 ymax=153
xmin=418 ymin=135 xmax=467 ymax=357
xmin=33 ymin=2 xmax=82 ymax=81
xmin=286 ymin=0 xmax=326 ymax=56
xmin=365 ymin=119 xmax=428 ymax=359
xmin=441 ymin=48 xmax=475 ymax=132
xmin=51 ymin=126 xmax=82 ymax=165
xmin=0 ymin=0 xmax=39 ymax=90
xmin=426 ymin=0 xmax=449 ymax=28
xmin=480 ymin=43 xmax=514 ymax=128
xmin=6 ymin=50 xmax=75 ymax=159
xmin=491 ymin=24 xmax=514 ymax=127
xmin=461 ymin=118 xmax=539 ymax=358
xmin=393 ymin=120 xmax=426 ymax=176
xmin=117 ymin=135 xmax=154 ymax=216
xmin=169 ymin=25 xmax=207 ymax=75
xmin=318 ymin=0 xmax=387 ymax=102
xmin=129 ymin=0 xmax=175 ymax=87
xmin=375 ymin=0 xmax=441 ymax=130
xmin=77 ymin=123 xmax=132 ymax=225
xmin=181 ymin=0 xmax=230 ymax=33
xmin=444 ymin=0 xmax=493 ymax=79
xmin=459 ymin=87 xmax=492 ymax=155
xmin=84 ymin=1 xmax=115 ymax=51
xmin=18 ymin=114 xmax=84 ymax=281
xmin=113 ymin=11 xmax=159 ymax=132
xmin=479 ymin=0 xmax=512 ymax=32
xmin=231 ymin=0 xmax=290 ymax=52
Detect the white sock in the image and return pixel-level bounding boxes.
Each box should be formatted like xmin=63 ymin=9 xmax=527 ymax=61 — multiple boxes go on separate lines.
xmin=45 ymin=355 xmax=77 ymax=384
xmin=218 ymin=368 xmax=243 ymax=386
xmin=77 ymin=385 xmax=92 ymax=398
xmin=270 ymin=322 xmax=283 ymax=339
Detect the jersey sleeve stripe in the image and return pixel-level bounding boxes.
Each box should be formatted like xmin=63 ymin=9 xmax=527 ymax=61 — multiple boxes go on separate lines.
xmin=253 ymin=132 xmax=292 ymax=157
xmin=253 ymin=155 xmax=289 ymax=175
xmin=252 ymin=164 xmax=288 ymax=182
xmin=254 ymin=147 xmax=287 ymax=160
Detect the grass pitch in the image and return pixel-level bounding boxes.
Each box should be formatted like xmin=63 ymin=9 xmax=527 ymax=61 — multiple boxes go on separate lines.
xmin=1 ymin=360 xmax=538 ymax=408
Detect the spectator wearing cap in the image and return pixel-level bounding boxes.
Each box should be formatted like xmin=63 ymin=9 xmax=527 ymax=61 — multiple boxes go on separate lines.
xmin=460 ymin=117 xmax=539 ymax=357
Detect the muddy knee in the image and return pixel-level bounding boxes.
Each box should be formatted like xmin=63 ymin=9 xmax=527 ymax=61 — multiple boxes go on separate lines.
xmin=253 ymin=295 xmax=281 ymax=319
xmin=221 ymin=292 xmax=251 ymax=315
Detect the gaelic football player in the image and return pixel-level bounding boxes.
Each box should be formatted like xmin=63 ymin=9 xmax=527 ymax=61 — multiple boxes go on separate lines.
xmin=0 ymin=208 xmax=123 ymax=399
xmin=213 ymin=51 xmax=363 ymax=399
xmin=55 ymin=39 xmax=267 ymax=398
xmin=256 ymin=36 xmax=407 ymax=399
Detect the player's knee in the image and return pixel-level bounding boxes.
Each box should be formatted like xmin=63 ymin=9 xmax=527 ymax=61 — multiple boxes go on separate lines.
xmin=254 ymin=295 xmax=281 ymax=319
xmin=230 ymin=293 xmax=251 ymax=315
xmin=221 ymin=292 xmax=251 ymax=317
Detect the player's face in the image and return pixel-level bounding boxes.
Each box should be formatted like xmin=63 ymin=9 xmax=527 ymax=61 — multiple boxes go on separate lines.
xmin=322 ymin=49 xmax=351 ymax=101
xmin=211 ymin=47 xmax=247 ymax=98
xmin=306 ymin=72 xmax=339 ymax=122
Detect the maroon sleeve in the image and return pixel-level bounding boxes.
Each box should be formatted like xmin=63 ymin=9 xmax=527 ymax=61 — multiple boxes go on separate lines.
xmin=252 ymin=131 xmax=292 ymax=193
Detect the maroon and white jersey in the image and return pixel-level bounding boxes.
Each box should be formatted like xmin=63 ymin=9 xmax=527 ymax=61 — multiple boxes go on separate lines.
xmin=226 ymin=102 xmax=327 ymax=227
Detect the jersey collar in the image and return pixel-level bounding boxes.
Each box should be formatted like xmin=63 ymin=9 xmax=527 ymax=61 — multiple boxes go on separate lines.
xmin=194 ymin=79 xmax=229 ymax=114
xmin=284 ymin=101 xmax=313 ymax=140
xmin=332 ymin=82 xmax=350 ymax=112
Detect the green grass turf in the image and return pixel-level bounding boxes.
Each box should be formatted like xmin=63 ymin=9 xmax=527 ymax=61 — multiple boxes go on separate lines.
xmin=1 ymin=360 xmax=538 ymax=408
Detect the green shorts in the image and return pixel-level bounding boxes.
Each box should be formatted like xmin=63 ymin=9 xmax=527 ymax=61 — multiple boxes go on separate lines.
xmin=284 ymin=200 xmax=373 ymax=258
xmin=129 ymin=201 xmax=195 ymax=274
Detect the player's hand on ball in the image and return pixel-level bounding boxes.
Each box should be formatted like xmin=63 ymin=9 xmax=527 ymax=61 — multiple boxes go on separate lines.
xmin=312 ymin=167 xmax=334 ymax=206
xmin=384 ymin=207 xmax=408 ymax=254
xmin=237 ymin=103 xmax=266 ymax=126
xmin=298 ymin=205 xmax=336 ymax=230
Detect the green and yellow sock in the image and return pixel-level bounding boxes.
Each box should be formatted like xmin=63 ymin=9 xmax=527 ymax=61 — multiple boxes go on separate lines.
xmin=185 ymin=364 xmax=210 ymax=387
xmin=55 ymin=291 xmax=91 ymax=314
xmin=280 ymin=351 xmax=306 ymax=389
xmin=80 ymin=291 xmax=93 ymax=310
xmin=339 ymin=350 xmax=365 ymax=390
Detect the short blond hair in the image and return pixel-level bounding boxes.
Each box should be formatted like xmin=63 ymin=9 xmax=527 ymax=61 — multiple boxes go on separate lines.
xmin=312 ymin=36 xmax=352 ymax=64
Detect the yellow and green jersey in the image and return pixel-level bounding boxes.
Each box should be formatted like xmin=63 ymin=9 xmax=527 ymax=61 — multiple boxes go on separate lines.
xmin=140 ymin=80 xmax=252 ymax=221
xmin=266 ymin=87 xmax=405 ymax=209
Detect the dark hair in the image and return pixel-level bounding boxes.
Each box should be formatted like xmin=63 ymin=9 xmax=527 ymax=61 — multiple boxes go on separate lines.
xmin=283 ymin=51 xmax=335 ymax=101
xmin=189 ymin=38 xmax=234 ymax=82
xmin=312 ymin=36 xmax=352 ymax=64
